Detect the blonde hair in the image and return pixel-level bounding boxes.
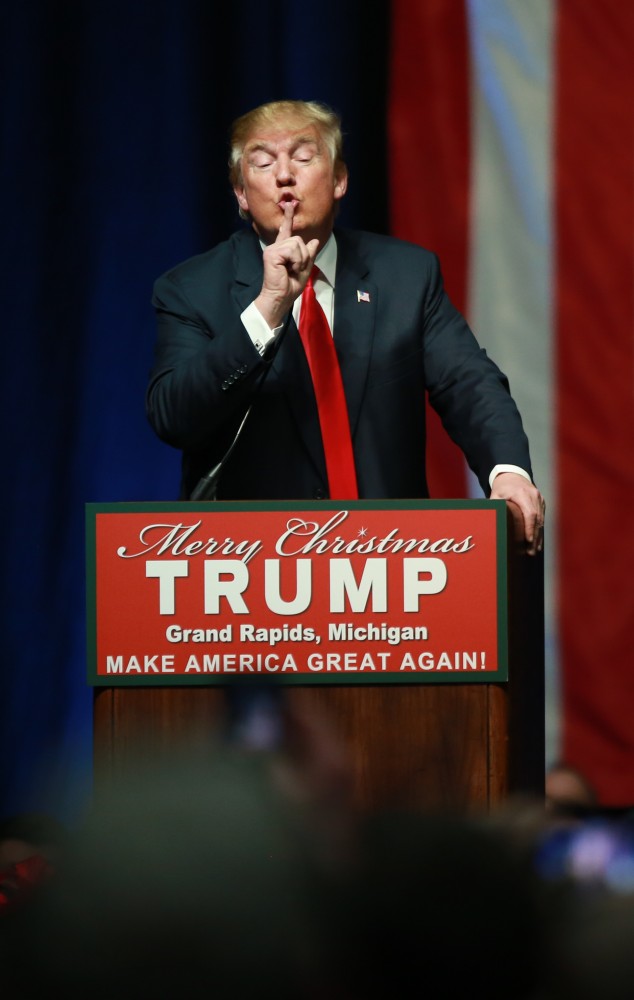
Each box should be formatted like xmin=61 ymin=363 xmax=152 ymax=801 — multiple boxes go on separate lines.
xmin=228 ymin=99 xmax=345 ymax=188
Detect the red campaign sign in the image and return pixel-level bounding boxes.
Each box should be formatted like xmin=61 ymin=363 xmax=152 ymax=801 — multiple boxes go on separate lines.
xmin=85 ymin=501 xmax=508 ymax=685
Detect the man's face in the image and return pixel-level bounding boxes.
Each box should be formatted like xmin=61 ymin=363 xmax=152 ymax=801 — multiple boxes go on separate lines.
xmin=233 ymin=119 xmax=347 ymax=246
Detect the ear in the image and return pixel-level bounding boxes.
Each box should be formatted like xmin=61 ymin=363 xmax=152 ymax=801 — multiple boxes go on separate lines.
xmin=333 ymin=168 xmax=348 ymax=202
xmin=233 ymin=185 xmax=249 ymax=213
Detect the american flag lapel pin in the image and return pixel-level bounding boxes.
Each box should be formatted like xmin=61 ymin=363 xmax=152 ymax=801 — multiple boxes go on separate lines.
xmin=357 ymin=289 xmax=371 ymax=303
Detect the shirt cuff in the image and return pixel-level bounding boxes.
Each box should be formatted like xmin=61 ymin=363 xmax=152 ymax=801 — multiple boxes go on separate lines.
xmin=489 ymin=464 xmax=533 ymax=490
xmin=241 ymin=301 xmax=284 ymax=356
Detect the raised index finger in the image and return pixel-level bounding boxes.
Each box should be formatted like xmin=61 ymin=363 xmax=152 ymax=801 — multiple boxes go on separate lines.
xmin=276 ymin=201 xmax=295 ymax=242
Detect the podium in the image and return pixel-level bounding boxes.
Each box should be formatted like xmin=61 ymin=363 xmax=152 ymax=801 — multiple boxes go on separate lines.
xmin=88 ymin=500 xmax=544 ymax=814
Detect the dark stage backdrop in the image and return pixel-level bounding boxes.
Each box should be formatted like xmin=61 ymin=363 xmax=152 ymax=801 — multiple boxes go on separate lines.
xmin=0 ymin=0 xmax=389 ymax=821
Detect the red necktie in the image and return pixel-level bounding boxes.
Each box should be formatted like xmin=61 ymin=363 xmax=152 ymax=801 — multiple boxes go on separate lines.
xmin=298 ymin=268 xmax=358 ymax=499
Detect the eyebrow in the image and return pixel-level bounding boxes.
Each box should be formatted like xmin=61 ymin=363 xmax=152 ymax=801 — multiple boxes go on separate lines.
xmin=244 ymin=135 xmax=321 ymax=157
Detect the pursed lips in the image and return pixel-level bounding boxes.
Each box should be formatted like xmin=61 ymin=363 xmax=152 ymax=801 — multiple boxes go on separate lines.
xmin=278 ymin=194 xmax=299 ymax=210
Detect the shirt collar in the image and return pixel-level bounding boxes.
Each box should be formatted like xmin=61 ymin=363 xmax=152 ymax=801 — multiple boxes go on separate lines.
xmin=314 ymin=233 xmax=337 ymax=287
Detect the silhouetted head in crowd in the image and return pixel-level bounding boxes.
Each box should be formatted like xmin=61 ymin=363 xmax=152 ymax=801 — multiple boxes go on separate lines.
xmin=546 ymin=761 xmax=599 ymax=821
xmin=0 ymin=812 xmax=68 ymax=916
xmin=0 ymin=812 xmax=68 ymax=870
xmin=327 ymin=808 xmax=563 ymax=1000
xmin=0 ymin=751 xmax=345 ymax=999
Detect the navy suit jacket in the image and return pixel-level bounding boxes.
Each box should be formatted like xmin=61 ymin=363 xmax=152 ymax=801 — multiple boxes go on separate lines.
xmin=147 ymin=226 xmax=533 ymax=501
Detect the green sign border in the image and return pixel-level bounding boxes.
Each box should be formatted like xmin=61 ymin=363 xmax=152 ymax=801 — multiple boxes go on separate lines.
xmin=85 ymin=499 xmax=508 ymax=687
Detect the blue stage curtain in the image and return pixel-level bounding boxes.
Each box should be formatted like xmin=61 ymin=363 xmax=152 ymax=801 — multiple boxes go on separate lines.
xmin=0 ymin=0 xmax=389 ymax=821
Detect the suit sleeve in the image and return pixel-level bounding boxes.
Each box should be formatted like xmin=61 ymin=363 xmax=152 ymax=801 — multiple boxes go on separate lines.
xmin=146 ymin=270 xmax=267 ymax=453
xmin=421 ymin=253 xmax=533 ymax=494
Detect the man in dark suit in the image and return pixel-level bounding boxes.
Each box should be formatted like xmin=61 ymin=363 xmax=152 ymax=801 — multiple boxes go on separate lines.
xmin=147 ymin=99 xmax=545 ymax=554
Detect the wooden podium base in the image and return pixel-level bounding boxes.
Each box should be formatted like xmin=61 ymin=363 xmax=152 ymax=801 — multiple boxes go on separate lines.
xmin=94 ymin=682 xmax=514 ymax=813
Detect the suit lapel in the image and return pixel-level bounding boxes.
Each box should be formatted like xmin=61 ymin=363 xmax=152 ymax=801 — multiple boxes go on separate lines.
xmin=332 ymin=230 xmax=377 ymax=435
xmin=232 ymin=227 xmax=265 ymax=311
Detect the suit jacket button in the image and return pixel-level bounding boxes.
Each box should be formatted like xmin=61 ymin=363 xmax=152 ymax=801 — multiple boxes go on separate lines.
xmin=314 ymin=488 xmax=326 ymax=499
